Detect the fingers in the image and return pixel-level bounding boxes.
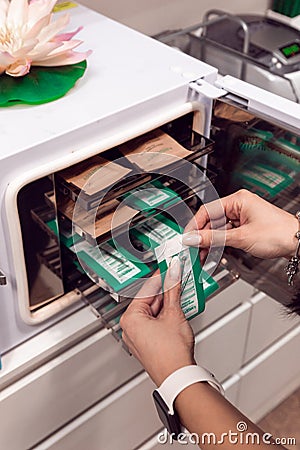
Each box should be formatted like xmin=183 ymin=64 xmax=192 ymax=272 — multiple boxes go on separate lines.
xmin=183 ymin=190 xmax=253 ymax=252
xmin=122 ymin=271 xmax=162 ymax=321
xmin=185 ymin=203 xmax=210 ymax=232
xmin=183 ymin=227 xmax=242 ymax=249
xmin=161 ymin=256 xmax=183 ymax=312
xmin=132 ymin=270 xmax=162 ymax=303
xmin=185 ymin=191 xmax=246 ymax=234
xmin=150 ymin=294 xmax=163 ymax=316
xmin=183 ymin=229 xmax=225 ymax=247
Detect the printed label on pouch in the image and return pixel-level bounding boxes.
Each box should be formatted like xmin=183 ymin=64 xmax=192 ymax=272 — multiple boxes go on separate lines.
xmin=138 ymin=218 xmax=180 ymax=245
xmin=133 ymin=186 xmax=170 ymax=207
xmin=75 ymin=241 xmax=141 ymax=283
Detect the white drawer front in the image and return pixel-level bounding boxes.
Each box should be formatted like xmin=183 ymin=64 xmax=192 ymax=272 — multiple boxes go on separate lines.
xmin=35 ymin=373 xmax=159 ymax=450
xmin=0 ymin=329 xmax=141 ymax=450
xmin=36 ymin=362 xmax=242 ymax=450
xmin=191 ymin=279 xmax=254 ymax=335
xmin=194 ymin=302 xmax=251 ymax=381
xmin=222 ymin=374 xmax=240 ymax=406
xmin=244 ymin=292 xmax=300 ymax=363
xmin=33 ymin=305 xmax=249 ymax=450
xmin=238 ymin=324 xmax=300 ymax=422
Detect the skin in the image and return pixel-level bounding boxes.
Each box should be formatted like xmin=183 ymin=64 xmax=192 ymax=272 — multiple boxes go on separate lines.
xmin=184 ymin=189 xmax=299 ymax=259
xmin=121 ymin=189 xmax=298 ymax=449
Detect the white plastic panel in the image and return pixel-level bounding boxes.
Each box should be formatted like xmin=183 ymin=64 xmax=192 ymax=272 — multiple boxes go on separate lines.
xmin=35 ymin=373 xmax=160 ymax=450
xmin=191 ymin=279 xmax=254 ymax=335
xmin=244 ymin=292 xmax=300 ymax=364
xmin=223 ymin=373 xmax=241 ymax=406
xmin=245 ymin=64 xmax=297 ymax=102
xmin=27 ymin=303 xmax=249 ymax=450
xmin=0 ymin=329 xmax=142 ymax=450
xmin=194 ymin=302 xmax=251 ymax=381
xmin=237 ymin=324 xmax=300 ymax=422
xmin=0 ymin=307 xmax=98 ymax=389
xmin=215 ymin=75 xmax=300 ymax=132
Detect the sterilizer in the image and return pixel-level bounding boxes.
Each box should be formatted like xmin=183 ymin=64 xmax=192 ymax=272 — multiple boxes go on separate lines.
xmin=0 ymin=4 xmax=299 ymax=450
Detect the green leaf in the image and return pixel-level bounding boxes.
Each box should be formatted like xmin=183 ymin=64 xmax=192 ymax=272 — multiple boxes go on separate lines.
xmin=0 ymin=60 xmax=87 ymax=107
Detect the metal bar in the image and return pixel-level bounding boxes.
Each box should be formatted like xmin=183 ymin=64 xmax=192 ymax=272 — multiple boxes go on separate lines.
xmin=156 ymin=15 xmax=228 ymax=43
xmin=202 ymin=9 xmax=250 ymax=55
xmin=202 ymin=9 xmax=250 ymax=81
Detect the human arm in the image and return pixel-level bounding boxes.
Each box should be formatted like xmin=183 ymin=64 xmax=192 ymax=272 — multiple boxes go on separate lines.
xmin=120 ymin=259 xmax=286 ymax=449
xmin=183 ymin=189 xmax=299 ymax=260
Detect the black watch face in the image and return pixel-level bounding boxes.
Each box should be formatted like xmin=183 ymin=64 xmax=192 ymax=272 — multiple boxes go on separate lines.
xmin=153 ymin=391 xmax=182 ymax=438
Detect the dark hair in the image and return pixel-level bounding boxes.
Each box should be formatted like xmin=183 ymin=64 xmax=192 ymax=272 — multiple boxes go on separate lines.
xmin=286 ymin=290 xmax=300 ymax=315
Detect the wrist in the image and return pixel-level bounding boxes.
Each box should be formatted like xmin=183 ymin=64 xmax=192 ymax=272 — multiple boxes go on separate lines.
xmin=285 ymin=211 xmax=300 ymax=286
xmin=152 ymin=364 xmax=224 ymax=438
xmin=153 ymin=358 xmax=196 ymax=387
xmin=285 ymin=214 xmax=300 ymax=259
xmin=174 ymin=379 xmax=216 ymax=409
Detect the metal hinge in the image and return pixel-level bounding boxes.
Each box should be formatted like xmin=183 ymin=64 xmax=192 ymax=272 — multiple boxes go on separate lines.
xmin=0 ymin=269 xmax=7 ymax=286
xmin=190 ymin=78 xmax=228 ymax=99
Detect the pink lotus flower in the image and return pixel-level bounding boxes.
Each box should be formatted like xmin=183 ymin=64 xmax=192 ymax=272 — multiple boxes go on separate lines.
xmin=0 ymin=0 xmax=91 ymax=77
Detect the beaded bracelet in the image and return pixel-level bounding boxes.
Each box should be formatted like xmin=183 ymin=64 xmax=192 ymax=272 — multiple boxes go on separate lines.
xmin=285 ymin=211 xmax=300 ymax=286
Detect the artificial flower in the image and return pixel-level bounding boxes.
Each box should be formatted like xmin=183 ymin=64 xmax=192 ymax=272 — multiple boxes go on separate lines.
xmin=0 ymin=0 xmax=91 ymax=77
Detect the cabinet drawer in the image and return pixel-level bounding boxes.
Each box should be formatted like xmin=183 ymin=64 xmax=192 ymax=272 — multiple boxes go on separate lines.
xmin=244 ymin=292 xmax=300 ymax=363
xmin=191 ymin=278 xmax=254 ymax=335
xmin=0 ymin=328 xmax=141 ymax=450
xmin=33 ymin=305 xmax=250 ymax=450
xmin=35 ymin=373 xmax=159 ymax=450
xmin=237 ymin=324 xmax=300 ymax=422
xmin=36 ymin=357 xmax=242 ymax=450
xmin=194 ymin=302 xmax=251 ymax=381
xmin=223 ymin=373 xmax=240 ymax=406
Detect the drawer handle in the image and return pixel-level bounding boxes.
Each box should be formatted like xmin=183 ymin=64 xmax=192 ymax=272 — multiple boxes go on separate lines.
xmin=0 ymin=269 xmax=7 ymax=286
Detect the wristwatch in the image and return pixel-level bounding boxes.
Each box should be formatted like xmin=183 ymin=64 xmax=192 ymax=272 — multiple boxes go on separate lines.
xmin=152 ymin=365 xmax=224 ymax=439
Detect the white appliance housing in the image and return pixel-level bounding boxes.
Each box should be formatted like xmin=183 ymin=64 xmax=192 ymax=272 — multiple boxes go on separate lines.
xmin=0 ymin=5 xmax=299 ymax=450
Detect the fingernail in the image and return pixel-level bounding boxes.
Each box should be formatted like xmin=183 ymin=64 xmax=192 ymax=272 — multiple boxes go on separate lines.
xmin=182 ymin=231 xmax=202 ymax=246
xmin=169 ymin=256 xmax=181 ymax=281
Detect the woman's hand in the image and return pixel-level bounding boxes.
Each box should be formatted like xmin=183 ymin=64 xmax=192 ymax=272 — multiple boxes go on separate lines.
xmin=183 ymin=189 xmax=299 ymax=260
xmin=120 ymin=255 xmax=284 ymax=450
xmin=120 ymin=258 xmax=195 ymax=386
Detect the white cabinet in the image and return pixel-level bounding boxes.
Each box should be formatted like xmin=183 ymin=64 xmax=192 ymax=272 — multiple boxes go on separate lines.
xmin=194 ymin=302 xmax=251 ymax=381
xmin=35 ymin=373 xmax=159 ymax=450
xmin=191 ymin=279 xmax=254 ymax=335
xmin=33 ymin=306 xmax=251 ymax=450
xmin=0 ymin=328 xmax=141 ymax=450
xmin=222 ymin=373 xmax=240 ymax=405
xmin=244 ymin=292 xmax=300 ymax=363
xmin=237 ymin=324 xmax=300 ymax=422
xmin=3 ymin=286 xmax=300 ymax=450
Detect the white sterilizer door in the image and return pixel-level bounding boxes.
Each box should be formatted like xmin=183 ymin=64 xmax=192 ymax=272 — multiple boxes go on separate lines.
xmin=206 ymin=77 xmax=299 ymax=308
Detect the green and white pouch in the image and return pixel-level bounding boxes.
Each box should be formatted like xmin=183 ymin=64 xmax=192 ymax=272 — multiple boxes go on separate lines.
xmin=121 ymin=180 xmax=179 ymax=212
xmin=155 ymin=234 xmax=205 ymax=320
xmin=70 ymin=239 xmax=151 ymax=300
xmin=132 ymin=215 xmax=219 ymax=320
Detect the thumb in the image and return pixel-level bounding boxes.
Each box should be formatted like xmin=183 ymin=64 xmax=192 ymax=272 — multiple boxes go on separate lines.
xmin=182 ymin=228 xmax=241 ymax=249
xmin=162 ymin=256 xmax=182 ymax=312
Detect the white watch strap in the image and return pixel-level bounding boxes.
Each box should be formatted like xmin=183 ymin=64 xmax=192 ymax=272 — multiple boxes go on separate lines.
xmin=156 ymin=365 xmax=224 ymax=415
